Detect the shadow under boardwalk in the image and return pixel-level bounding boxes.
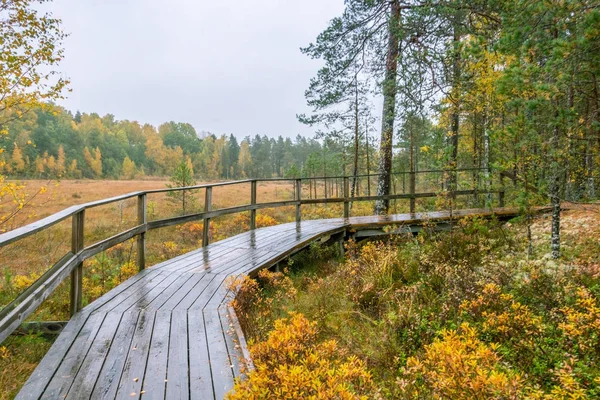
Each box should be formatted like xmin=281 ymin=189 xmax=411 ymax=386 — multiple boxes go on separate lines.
xmin=16 ymin=209 xmax=524 ymax=400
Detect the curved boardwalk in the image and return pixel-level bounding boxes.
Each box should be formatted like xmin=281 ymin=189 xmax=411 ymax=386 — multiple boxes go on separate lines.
xmin=17 ymin=209 xmax=521 ymax=400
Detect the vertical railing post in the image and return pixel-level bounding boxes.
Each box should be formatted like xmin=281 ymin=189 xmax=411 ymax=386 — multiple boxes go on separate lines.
xmin=70 ymin=210 xmax=85 ymax=316
xmin=250 ymin=180 xmax=257 ymax=230
xmin=137 ymin=193 xmax=147 ymax=271
xmin=203 ymin=186 xmax=212 ymax=247
xmin=295 ymin=179 xmax=302 ymax=224
xmin=410 ymin=169 xmax=416 ymax=214
xmin=343 ymin=176 xmax=349 ymax=219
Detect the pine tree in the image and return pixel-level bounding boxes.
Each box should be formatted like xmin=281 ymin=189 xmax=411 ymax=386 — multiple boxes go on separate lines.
xmin=166 ymin=160 xmax=197 ymax=214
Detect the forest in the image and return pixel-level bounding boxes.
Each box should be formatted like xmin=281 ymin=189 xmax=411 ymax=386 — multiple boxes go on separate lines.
xmin=0 ymin=106 xmax=337 ymax=180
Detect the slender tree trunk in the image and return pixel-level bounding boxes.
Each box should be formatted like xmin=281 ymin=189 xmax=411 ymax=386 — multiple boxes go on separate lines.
xmin=365 ymin=118 xmax=372 ymax=196
xmin=483 ymin=106 xmax=492 ymax=206
xmin=445 ymin=10 xmax=462 ymax=199
xmin=409 ymin=123 xmax=416 ymax=213
xmin=351 ymin=83 xmax=360 ymax=199
xmin=472 ymin=112 xmax=479 ymax=204
xmin=588 ymin=76 xmax=599 ymax=198
xmin=375 ymin=0 xmax=401 ymax=215
xmin=550 ymin=105 xmax=561 ymax=259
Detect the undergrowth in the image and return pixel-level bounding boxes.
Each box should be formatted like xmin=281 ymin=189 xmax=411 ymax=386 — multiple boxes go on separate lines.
xmin=228 ymin=213 xmax=600 ymax=399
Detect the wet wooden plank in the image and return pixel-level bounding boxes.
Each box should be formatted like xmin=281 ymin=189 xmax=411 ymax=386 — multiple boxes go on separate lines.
xmin=218 ymin=305 xmax=242 ymax=378
xmin=95 ymin=273 xmax=171 ymax=314
xmin=16 ymin=311 xmax=93 ymax=400
xmin=172 ymin=274 xmax=219 ymax=312
xmin=38 ymin=312 xmax=106 ymax=400
xmin=115 ymin=311 xmax=156 ymax=399
xmin=90 ymin=310 xmax=140 ymax=399
xmin=188 ymin=311 xmax=213 ymax=400
xmin=203 ymin=306 xmax=234 ymax=400
xmin=165 ymin=311 xmax=189 ymax=400
xmin=117 ymin=272 xmax=183 ymax=312
xmin=65 ymin=312 xmax=123 ymax=399
xmin=141 ymin=273 xmax=199 ymax=311
xmin=140 ymin=310 xmax=171 ymax=400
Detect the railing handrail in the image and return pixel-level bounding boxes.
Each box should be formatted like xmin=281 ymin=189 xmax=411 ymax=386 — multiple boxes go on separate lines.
xmin=0 ymin=168 xmax=507 ymax=343
xmin=0 ymin=167 xmax=495 ymax=247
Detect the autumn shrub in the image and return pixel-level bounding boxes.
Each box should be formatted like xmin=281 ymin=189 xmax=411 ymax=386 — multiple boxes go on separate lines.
xmin=233 ymin=213 xmax=600 ymax=398
xmin=228 ymin=269 xmax=297 ymax=340
xmin=397 ymin=323 xmax=523 ymax=399
xmin=227 ymin=313 xmax=376 ymax=400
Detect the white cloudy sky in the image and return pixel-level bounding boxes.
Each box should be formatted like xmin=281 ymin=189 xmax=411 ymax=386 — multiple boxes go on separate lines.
xmin=43 ymin=0 xmax=345 ymax=138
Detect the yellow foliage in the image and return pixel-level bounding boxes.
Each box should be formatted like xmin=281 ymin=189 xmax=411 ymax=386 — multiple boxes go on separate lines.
xmin=398 ymin=323 xmax=522 ymax=399
xmin=525 ymin=359 xmax=591 ymax=399
xmin=12 ymin=272 xmax=40 ymax=292
xmin=227 ymin=313 xmax=375 ymax=400
xmin=558 ymin=287 xmax=600 ymax=354
xmin=461 ymin=283 xmax=544 ymax=342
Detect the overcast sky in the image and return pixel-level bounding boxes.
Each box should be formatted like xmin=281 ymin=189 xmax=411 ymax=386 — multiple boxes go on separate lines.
xmin=45 ymin=0 xmax=345 ymax=139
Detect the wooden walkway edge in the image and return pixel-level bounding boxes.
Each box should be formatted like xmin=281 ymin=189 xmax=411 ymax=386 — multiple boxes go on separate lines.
xmin=16 ymin=208 xmax=533 ymax=400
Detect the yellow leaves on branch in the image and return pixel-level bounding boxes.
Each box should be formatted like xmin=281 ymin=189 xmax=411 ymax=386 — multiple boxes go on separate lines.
xmin=0 ymin=0 xmax=69 ymax=125
xmin=397 ymin=323 xmax=523 ymax=400
xmin=558 ymin=286 xmax=600 ymax=354
xmin=227 ymin=313 xmax=375 ymax=400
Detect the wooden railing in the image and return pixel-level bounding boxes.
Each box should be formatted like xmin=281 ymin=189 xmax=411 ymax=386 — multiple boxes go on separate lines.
xmin=0 ymin=168 xmax=506 ymax=343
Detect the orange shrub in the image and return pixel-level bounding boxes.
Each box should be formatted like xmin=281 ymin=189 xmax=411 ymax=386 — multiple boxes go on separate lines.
xmin=227 ymin=313 xmax=375 ymax=400
xmin=397 ymin=323 xmax=523 ymax=399
xmin=558 ymin=286 xmax=600 ymax=355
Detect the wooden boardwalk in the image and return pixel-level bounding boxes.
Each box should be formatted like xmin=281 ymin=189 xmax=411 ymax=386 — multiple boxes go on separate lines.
xmin=16 ymin=209 xmax=522 ymax=400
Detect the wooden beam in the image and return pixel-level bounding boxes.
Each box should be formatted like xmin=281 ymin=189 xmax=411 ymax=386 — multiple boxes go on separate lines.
xmin=295 ymin=179 xmax=302 ymax=223
xmin=137 ymin=194 xmax=147 ymax=271
xmin=203 ymin=187 xmax=212 ymax=247
xmin=70 ymin=210 xmax=84 ymax=316
xmin=250 ymin=180 xmax=257 ymax=230
xmin=343 ymin=177 xmax=349 ymax=219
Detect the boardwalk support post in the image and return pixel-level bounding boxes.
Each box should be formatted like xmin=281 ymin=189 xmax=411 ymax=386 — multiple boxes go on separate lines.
xmin=203 ymin=186 xmax=212 ymax=247
xmin=137 ymin=194 xmax=146 ymax=271
xmin=70 ymin=210 xmax=84 ymax=316
xmin=250 ymin=180 xmax=257 ymax=230
xmin=295 ymin=179 xmax=301 ymax=223
xmin=343 ymin=177 xmax=349 ymax=219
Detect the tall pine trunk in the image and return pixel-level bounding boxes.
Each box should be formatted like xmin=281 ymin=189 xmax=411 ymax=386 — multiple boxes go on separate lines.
xmin=445 ymin=12 xmax=462 ymax=199
xmin=375 ymin=0 xmax=401 ymax=215
xmin=550 ymin=105 xmax=561 ymax=259
xmin=351 ymin=80 xmax=360 ymax=199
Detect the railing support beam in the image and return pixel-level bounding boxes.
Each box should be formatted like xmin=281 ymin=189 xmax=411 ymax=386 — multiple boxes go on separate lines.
xmin=295 ymin=179 xmax=302 ymax=224
xmin=410 ymin=170 xmax=416 ymax=214
xmin=203 ymin=187 xmax=212 ymax=247
xmin=137 ymin=194 xmax=147 ymax=271
xmin=343 ymin=177 xmax=349 ymax=219
xmin=250 ymin=180 xmax=257 ymax=230
xmin=70 ymin=210 xmax=84 ymax=316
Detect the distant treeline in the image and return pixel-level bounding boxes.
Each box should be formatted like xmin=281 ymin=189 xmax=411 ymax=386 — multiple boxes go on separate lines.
xmin=0 ymin=105 xmax=381 ymax=180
